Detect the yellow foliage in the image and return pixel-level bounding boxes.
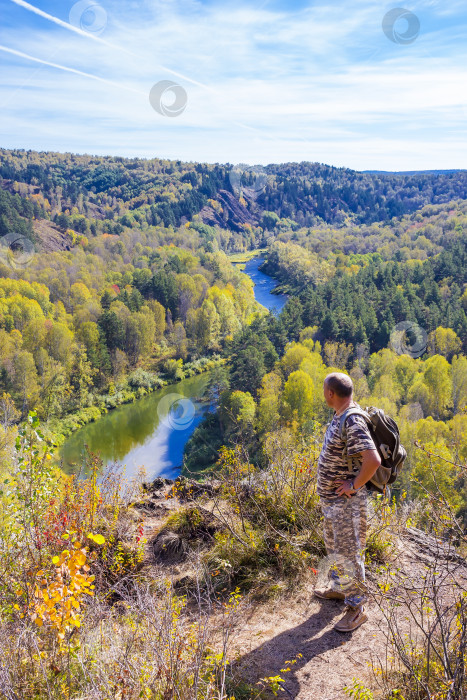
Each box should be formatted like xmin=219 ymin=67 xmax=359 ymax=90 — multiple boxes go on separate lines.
xmin=28 ymin=544 xmax=96 ymax=645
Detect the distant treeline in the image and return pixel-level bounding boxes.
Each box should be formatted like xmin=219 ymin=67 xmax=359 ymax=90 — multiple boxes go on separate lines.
xmin=3 ymin=148 xmax=467 ymax=234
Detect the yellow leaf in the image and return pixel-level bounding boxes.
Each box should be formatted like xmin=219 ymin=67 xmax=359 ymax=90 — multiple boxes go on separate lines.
xmin=52 ymin=556 xmax=60 ymax=565
xmin=88 ymin=533 xmax=105 ymax=545
xmin=74 ymin=553 xmax=86 ymax=567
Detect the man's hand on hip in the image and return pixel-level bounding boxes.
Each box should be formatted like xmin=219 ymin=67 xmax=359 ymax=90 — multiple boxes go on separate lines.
xmin=334 ymin=478 xmax=357 ymax=498
xmin=334 ymin=449 xmax=381 ymax=497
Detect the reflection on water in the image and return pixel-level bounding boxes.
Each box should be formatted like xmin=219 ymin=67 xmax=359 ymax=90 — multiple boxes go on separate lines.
xmin=241 ymin=257 xmax=288 ymax=313
xmin=59 ymin=372 xmax=214 ymax=481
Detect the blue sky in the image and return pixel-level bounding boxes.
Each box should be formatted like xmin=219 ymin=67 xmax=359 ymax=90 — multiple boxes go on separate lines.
xmin=1 ymin=0 xmax=466 ymax=170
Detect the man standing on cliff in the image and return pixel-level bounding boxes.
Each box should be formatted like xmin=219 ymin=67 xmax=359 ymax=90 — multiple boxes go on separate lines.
xmin=314 ymin=372 xmax=381 ymax=632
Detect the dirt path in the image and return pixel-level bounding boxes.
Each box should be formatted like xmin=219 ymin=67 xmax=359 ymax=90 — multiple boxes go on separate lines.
xmin=226 ymin=531 xmax=467 ymax=699
xmin=134 ymin=481 xmax=467 ymax=700
xmin=227 ymin=582 xmax=386 ymax=699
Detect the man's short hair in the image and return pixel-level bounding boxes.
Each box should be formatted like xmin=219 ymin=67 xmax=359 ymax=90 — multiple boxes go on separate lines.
xmin=324 ymin=372 xmax=353 ymax=398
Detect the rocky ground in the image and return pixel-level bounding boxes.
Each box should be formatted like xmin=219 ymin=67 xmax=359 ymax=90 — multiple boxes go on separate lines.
xmin=131 ymin=478 xmax=467 ymax=700
xmin=33 ymin=218 xmax=72 ymax=252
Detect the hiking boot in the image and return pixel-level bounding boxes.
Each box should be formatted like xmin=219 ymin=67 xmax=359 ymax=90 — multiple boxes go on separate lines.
xmin=314 ymin=586 xmax=346 ymax=601
xmin=334 ymin=605 xmax=368 ymax=632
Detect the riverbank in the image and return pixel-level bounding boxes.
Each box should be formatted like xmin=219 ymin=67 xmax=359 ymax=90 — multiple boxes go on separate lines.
xmin=228 ymin=249 xmax=289 ymax=308
xmin=227 ymin=247 xmax=268 ymax=270
xmin=45 ymin=355 xmax=225 ymax=448
xmin=54 ymin=254 xmax=287 ymax=480
xmin=45 ymin=252 xmax=274 ymax=449
xmin=57 ymin=368 xmax=221 ymax=482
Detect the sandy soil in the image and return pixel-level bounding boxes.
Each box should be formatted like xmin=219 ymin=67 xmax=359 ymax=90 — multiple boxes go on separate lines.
xmin=225 ymin=581 xmax=387 ymax=699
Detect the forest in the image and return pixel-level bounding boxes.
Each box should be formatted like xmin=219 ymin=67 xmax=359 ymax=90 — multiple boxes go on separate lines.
xmin=0 ymin=229 xmax=260 ymax=446
xmin=0 ymin=147 xmax=466 ymax=505
xmin=0 ymin=147 xmax=466 ymax=699
xmin=2 ymin=148 xmax=467 ymax=236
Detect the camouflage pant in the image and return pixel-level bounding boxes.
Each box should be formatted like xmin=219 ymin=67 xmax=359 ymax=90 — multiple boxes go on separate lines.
xmin=320 ymin=488 xmax=368 ymax=608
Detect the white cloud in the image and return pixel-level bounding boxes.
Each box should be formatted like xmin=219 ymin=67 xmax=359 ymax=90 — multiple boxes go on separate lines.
xmin=0 ymin=0 xmax=466 ymax=169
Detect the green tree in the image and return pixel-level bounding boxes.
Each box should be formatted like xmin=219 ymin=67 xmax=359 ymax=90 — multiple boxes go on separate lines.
xmin=422 ymin=355 xmax=453 ymax=419
xmin=196 ymin=299 xmax=221 ymax=352
xmin=280 ymin=298 xmax=303 ymax=341
xmin=281 ymin=369 xmax=314 ymax=429
xmin=261 ymin=211 xmax=280 ymax=230
xmin=12 ymin=350 xmax=40 ymax=416
xmin=279 ymin=342 xmax=312 ymax=379
xmin=230 ymin=347 xmax=265 ymax=396
xmin=67 ymin=346 xmax=95 ymax=411
xmin=451 ymin=354 xmax=467 ymax=414
xmin=257 ymin=371 xmax=282 ymax=434
xmin=427 ymin=327 xmax=461 ymax=360
xmin=222 ymin=390 xmax=256 ymax=432
xmin=75 ymin=321 xmax=101 ymax=368
xmin=98 ymin=311 xmax=125 ymax=353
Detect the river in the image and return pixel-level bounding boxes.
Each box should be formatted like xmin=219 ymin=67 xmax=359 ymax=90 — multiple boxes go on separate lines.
xmin=241 ymin=256 xmax=288 ymax=313
xmin=59 ymin=372 xmax=215 ymax=482
xmin=59 ymin=255 xmax=288 ymax=481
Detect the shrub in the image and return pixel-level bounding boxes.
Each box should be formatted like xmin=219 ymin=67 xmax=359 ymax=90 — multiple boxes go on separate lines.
xmin=127 ymin=368 xmax=162 ymax=390
xmin=0 ymin=415 xmax=242 ymax=699
xmin=176 ymin=429 xmax=326 ymax=597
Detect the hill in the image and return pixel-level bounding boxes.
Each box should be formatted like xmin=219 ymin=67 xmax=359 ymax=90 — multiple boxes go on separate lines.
xmin=3 ymin=148 xmax=467 ymax=243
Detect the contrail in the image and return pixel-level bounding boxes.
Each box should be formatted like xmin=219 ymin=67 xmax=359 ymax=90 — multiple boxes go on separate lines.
xmin=0 ymin=45 xmax=145 ymax=95
xmin=7 ymin=0 xmax=270 ymax=137
xmin=0 ymin=43 xmax=269 ymax=137
xmin=10 ymin=0 xmax=128 ymax=51
xmin=9 ymin=0 xmax=216 ymax=92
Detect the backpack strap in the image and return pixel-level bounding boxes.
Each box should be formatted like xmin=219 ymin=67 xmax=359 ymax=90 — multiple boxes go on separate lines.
xmin=338 ymin=407 xmax=372 ymax=473
xmin=338 ymin=406 xmax=371 ymax=441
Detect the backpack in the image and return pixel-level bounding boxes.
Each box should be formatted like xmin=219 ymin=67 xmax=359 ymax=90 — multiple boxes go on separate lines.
xmin=339 ymin=406 xmax=407 ymax=494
